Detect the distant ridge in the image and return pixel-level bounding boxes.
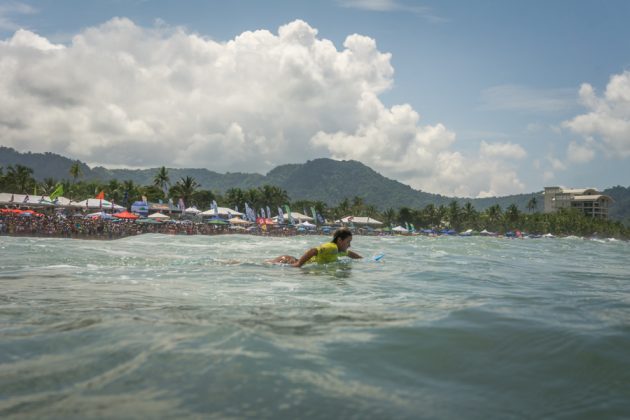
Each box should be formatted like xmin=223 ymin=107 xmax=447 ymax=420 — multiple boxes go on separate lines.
xmin=1 ymin=146 xmax=628 ymax=222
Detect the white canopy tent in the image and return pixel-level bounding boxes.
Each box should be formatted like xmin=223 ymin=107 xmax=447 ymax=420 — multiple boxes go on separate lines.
xmin=0 ymin=193 xmax=72 ymax=207
xmin=274 ymin=212 xmax=313 ymax=223
xmin=336 ymin=216 xmax=383 ymax=226
xmin=70 ymin=198 xmax=125 ymax=211
xmin=148 ymin=212 xmax=170 ymax=220
xmin=184 ymin=206 xmax=201 ymax=214
xmin=199 ymin=207 xmax=245 ymax=217
xmin=228 ymin=217 xmax=251 ymax=225
xmin=86 ymin=211 xmax=113 ymax=219
xmin=392 ymin=225 xmax=408 ymax=232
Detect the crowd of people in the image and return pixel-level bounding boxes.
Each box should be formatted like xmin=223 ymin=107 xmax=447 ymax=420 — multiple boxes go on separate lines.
xmin=0 ymin=211 xmax=319 ymax=240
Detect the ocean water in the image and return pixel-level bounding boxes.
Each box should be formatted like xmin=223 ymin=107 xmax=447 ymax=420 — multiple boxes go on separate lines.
xmin=1 ymin=233 xmax=629 ymax=419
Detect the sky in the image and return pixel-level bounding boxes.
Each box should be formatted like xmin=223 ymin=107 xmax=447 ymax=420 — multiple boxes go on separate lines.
xmin=1 ymin=0 xmax=629 ymax=197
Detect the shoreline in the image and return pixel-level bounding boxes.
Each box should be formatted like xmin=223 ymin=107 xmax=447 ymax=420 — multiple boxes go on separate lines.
xmin=1 ymin=213 xmax=627 ymax=242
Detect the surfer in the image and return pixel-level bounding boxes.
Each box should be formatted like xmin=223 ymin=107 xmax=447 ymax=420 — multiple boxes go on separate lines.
xmin=269 ymin=227 xmax=362 ymax=267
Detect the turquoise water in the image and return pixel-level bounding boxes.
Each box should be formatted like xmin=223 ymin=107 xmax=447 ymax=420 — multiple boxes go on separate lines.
xmin=1 ymin=234 xmax=629 ymax=419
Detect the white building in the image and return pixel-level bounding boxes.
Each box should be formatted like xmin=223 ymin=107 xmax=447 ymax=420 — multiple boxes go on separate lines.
xmin=543 ymin=187 xmax=613 ymax=219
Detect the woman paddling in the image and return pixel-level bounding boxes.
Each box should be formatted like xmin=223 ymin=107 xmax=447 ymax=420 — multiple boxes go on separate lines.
xmin=270 ymin=227 xmax=362 ymax=267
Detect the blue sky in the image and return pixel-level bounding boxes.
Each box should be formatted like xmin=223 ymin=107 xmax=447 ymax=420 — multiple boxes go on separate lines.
xmin=1 ymin=0 xmax=629 ymax=197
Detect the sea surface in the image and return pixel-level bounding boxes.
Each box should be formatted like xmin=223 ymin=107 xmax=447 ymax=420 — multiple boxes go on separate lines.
xmin=1 ymin=233 xmax=629 ymax=419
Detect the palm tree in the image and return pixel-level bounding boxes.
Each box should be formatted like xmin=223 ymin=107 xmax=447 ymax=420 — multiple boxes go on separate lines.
xmin=527 ymin=196 xmax=538 ymax=213
xmin=121 ymin=180 xmax=139 ymax=207
xmin=505 ymin=203 xmax=520 ymax=227
xmin=153 ymin=166 xmax=170 ymax=198
xmin=435 ymin=205 xmax=447 ymax=229
xmin=462 ymin=202 xmax=477 ymax=229
xmin=39 ymin=178 xmax=58 ymax=195
xmin=259 ymin=185 xmax=289 ymax=208
xmin=69 ymin=161 xmax=82 ymax=183
xmin=106 ymin=179 xmax=122 ymax=203
xmin=382 ymin=208 xmax=397 ymax=226
xmin=447 ymin=200 xmax=462 ymax=231
xmin=6 ymin=164 xmax=36 ymax=193
xmin=422 ymin=204 xmax=437 ymax=228
xmin=351 ymin=196 xmax=366 ymax=215
xmin=331 ymin=198 xmax=351 ymax=221
xmin=172 ymin=176 xmax=199 ymax=205
xmin=224 ymin=188 xmax=246 ymax=210
xmin=485 ymin=204 xmax=503 ymax=231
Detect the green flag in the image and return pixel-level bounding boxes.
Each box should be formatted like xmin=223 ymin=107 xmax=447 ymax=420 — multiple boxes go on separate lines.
xmin=49 ymin=184 xmax=64 ymax=201
xmin=284 ymin=205 xmax=293 ymax=225
xmin=310 ymin=207 xmax=318 ymax=225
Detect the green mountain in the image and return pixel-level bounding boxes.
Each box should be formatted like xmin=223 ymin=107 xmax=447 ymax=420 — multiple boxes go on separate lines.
xmin=1 ymin=146 xmax=628 ymax=221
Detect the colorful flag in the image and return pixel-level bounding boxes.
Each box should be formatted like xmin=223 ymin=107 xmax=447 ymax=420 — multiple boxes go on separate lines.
xmin=178 ymin=198 xmax=185 ymax=211
xmin=277 ymin=207 xmax=284 ymax=224
xmin=284 ymin=205 xmax=293 ymax=225
xmin=212 ymin=200 xmax=218 ymax=216
xmin=310 ymin=207 xmax=318 ymax=224
xmin=95 ymin=191 xmax=105 ymax=199
xmin=49 ymin=184 xmax=64 ymax=201
xmin=266 ymin=206 xmax=271 ymax=220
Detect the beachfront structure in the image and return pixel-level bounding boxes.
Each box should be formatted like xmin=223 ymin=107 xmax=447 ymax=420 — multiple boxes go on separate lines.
xmin=543 ymin=187 xmax=613 ymax=219
xmin=336 ymin=216 xmax=383 ymax=226
xmin=274 ymin=212 xmax=314 ymax=223
xmin=199 ymin=207 xmax=244 ymax=218
xmin=0 ymin=192 xmax=72 ymax=207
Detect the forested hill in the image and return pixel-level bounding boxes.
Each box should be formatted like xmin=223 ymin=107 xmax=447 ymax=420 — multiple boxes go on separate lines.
xmin=1 ymin=146 xmax=628 ymax=220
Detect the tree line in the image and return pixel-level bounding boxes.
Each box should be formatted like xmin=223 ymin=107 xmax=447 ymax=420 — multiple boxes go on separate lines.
xmin=1 ymin=163 xmax=628 ymax=238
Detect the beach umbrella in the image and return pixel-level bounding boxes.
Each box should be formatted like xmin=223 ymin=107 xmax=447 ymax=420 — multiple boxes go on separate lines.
xmin=228 ymin=217 xmax=251 ymax=225
xmin=113 ymin=210 xmax=139 ymax=219
xmin=208 ymin=219 xmax=228 ymax=225
xmin=87 ymin=211 xmax=112 ymax=219
xmin=135 ymin=218 xmax=162 ymax=224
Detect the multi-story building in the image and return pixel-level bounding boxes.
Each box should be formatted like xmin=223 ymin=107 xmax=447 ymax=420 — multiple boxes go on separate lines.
xmin=543 ymin=187 xmax=613 ymax=219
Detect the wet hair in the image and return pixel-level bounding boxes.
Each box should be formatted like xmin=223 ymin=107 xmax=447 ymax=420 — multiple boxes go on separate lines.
xmin=331 ymin=227 xmax=353 ymax=244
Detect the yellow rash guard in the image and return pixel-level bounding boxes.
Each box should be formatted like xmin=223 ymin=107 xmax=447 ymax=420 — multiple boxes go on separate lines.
xmin=307 ymin=242 xmax=348 ymax=264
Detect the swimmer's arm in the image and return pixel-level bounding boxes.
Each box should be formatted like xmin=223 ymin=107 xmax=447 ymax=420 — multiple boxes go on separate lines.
xmin=291 ymin=248 xmax=318 ymax=267
xmin=347 ymin=250 xmax=362 ymax=259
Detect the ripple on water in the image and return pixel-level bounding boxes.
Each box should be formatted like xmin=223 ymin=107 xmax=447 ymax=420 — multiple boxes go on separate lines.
xmin=0 ymin=234 xmax=629 ymax=418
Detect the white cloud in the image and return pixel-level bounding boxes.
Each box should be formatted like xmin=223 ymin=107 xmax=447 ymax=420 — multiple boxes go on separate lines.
xmin=338 ymin=0 xmax=403 ymax=12
xmin=479 ymin=141 xmax=527 ymax=159
xmin=480 ymin=84 xmax=576 ymax=113
xmin=548 ymin=156 xmax=566 ymax=171
xmin=336 ymin=0 xmax=445 ymax=21
xmin=563 ymin=71 xmax=630 ymax=158
xmin=0 ymin=1 xmax=36 ymax=31
xmin=0 ymin=18 xmax=522 ymax=197
xmin=566 ymin=140 xmax=595 ymax=163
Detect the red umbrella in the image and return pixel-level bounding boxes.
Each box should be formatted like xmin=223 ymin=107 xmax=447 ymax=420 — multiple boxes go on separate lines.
xmin=113 ymin=210 xmax=139 ymax=219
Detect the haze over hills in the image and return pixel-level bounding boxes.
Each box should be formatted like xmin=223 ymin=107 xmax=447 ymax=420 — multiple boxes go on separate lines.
xmin=1 ymin=146 xmax=628 ymax=223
